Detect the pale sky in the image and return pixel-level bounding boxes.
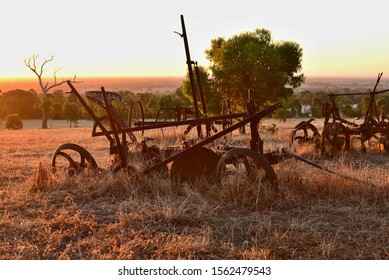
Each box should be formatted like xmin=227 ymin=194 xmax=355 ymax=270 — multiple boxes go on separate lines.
xmin=1 ymin=0 xmax=389 ymax=79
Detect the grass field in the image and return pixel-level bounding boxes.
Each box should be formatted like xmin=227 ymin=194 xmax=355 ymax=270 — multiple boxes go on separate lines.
xmin=1 ymin=119 xmax=389 ymax=259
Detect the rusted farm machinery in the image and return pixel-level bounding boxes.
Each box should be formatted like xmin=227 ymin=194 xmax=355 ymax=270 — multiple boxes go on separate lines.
xmin=51 ymin=15 xmax=373 ymax=188
xmin=51 ymin=15 xmax=287 ymax=187
xmin=289 ymin=73 xmax=389 ymax=155
xmin=52 ymin=79 xmax=283 ymax=186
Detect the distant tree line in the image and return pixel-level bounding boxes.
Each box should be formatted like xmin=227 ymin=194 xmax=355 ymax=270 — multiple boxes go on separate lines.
xmin=0 ymin=87 xmax=193 ymax=127
xmin=2 ymin=83 xmax=388 ymax=128
xmin=297 ymin=88 xmax=389 ymax=119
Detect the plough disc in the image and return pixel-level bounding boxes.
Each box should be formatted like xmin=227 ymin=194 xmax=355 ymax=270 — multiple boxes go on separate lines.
xmin=216 ymin=148 xmax=277 ymax=187
xmin=52 ymin=143 xmax=99 ymax=176
xmin=170 ymin=147 xmax=220 ymax=185
xmin=128 ymin=101 xmax=145 ymax=130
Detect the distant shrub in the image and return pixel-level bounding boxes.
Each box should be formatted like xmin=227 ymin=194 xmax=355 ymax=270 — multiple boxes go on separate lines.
xmin=259 ymin=123 xmax=279 ymax=135
xmin=62 ymin=101 xmax=80 ymax=127
xmin=5 ymin=113 xmax=23 ymax=130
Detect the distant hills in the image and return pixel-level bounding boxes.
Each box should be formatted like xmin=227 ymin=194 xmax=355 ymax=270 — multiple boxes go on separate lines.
xmin=299 ymin=76 xmax=389 ymax=92
xmin=1 ymin=75 xmax=389 ymax=94
xmin=0 ymin=76 xmax=185 ymax=94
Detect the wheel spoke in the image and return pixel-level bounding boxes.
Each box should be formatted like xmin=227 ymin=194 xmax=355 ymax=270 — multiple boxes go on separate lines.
xmin=321 ymin=123 xmax=350 ymax=156
xmin=52 ymin=143 xmax=98 ymax=176
xmin=56 ymin=151 xmax=79 ymax=170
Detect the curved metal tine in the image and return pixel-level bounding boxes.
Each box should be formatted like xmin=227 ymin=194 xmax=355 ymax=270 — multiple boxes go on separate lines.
xmin=56 ymin=151 xmax=79 ymax=170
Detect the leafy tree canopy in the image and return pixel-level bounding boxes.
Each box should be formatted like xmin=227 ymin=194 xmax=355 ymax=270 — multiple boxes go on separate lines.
xmin=0 ymin=89 xmax=40 ymax=119
xmin=205 ymin=28 xmax=304 ymax=110
xmin=62 ymin=101 xmax=80 ymax=127
xmin=181 ymin=65 xmax=223 ymax=115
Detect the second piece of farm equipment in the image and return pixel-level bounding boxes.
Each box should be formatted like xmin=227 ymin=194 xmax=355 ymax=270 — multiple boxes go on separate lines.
xmin=289 ymin=73 xmax=389 ymax=155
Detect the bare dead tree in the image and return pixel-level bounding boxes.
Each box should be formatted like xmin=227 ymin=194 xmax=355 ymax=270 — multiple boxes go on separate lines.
xmin=24 ymin=54 xmax=81 ymax=129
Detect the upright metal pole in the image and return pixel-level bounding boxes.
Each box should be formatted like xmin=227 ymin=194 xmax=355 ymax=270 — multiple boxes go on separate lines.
xmin=194 ymin=62 xmax=211 ymax=136
xmin=180 ymin=14 xmax=202 ymax=137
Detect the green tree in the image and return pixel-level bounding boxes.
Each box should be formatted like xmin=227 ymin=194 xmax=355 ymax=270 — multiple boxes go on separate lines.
xmin=51 ymin=103 xmax=63 ymax=119
xmin=174 ymin=87 xmax=191 ymax=106
xmin=62 ymin=101 xmax=80 ymax=127
xmin=273 ymin=106 xmax=288 ymax=122
xmin=205 ymin=29 xmax=304 ymax=110
xmin=311 ymin=96 xmax=323 ymax=118
xmin=298 ymin=90 xmax=313 ymax=114
xmin=5 ymin=113 xmax=23 ymax=130
xmin=0 ymin=89 xmax=40 ymax=118
xmin=158 ymin=95 xmax=188 ymax=120
xmin=342 ymin=104 xmax=360 ymax=118
xmin=181 ymin=65 xmax=222 ymax=115
xmin=284 ymin=95 xmax=302 ymax=118
xmin=376 ymin=95 xmax=389 ymax=115
xmin=359 ymin=95 xmax=371 ymax=117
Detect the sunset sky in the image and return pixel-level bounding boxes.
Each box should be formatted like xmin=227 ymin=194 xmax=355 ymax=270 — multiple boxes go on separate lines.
xmin=1 ymin=0 xmax=389 ymax=79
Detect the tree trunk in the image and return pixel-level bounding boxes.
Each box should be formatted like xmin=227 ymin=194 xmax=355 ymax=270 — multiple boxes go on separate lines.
xmin=41 ymin=89 xmax=48 ymax=129
xmin=41 ymin=108 xmax=48 ymax=129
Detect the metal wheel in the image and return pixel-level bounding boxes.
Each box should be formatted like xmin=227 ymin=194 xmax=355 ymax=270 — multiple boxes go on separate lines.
xmin=216 ymin=148 xmax=277 ymax=187
xmin=52 ymin=143 xmax=99 ymax=176
xmin=110 ymin=161 xmax=138 ymax=177
xmin=321 ymin=123 xmax=350 ymax=156
xmin=289 ymin=120 xmax=321 ymax=149
xmin=128 ymin=101 xmax=145 ymax=136
xmin=170 ymin=147 xmax=220 ymax=185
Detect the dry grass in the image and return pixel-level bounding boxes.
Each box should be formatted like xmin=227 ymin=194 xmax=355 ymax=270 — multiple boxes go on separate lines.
xmin=1 ymin=119 xmax=389 ymax=259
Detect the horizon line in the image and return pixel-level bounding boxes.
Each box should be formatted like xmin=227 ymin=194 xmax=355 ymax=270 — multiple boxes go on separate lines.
xmin=0 ymin=75 xmax=186 ymax=80
xmin=0 ymin=74 xmax=382 ymax=80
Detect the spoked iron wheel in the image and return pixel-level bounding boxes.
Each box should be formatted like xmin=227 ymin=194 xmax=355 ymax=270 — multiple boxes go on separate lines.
xmin=110 ymin=161 xmax=138 ymax=179
xmin=170 ymin=147 xmax=220 ymax=185
xmin=289 ymin=120 xmax=321 ymax=150
xmin=128 ymin=101 xmax=145 ymax=138
xmin=216 ymin=148 xmax=277 ymax=188
xmin=321 ymin=123 xmax=350 ymax=156
xmin=52 ymin=143 xmax=99 ymax=176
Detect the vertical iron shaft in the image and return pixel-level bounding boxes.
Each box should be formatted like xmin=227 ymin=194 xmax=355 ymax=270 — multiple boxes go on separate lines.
xmin=180 ymin=15 xmax=201 ymax=137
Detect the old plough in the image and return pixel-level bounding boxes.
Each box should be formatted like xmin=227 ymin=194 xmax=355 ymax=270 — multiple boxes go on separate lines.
xmin=51 ymin=15 xmax=372 ymax=188
xmin=53 ymin=79 xmax=284 ymax=186
xmin=290 ymin=73 xmax=389 ymax=155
